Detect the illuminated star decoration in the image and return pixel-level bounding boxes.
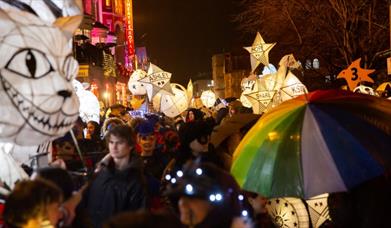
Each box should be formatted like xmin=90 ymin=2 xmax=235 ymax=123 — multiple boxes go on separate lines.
xmin=139 ymin=63 xmax=173 ymax=101
xmin=244 ymin=32 xmax=276 ymax=72
xmin=337 ymin=58 xmax=375 ymax=91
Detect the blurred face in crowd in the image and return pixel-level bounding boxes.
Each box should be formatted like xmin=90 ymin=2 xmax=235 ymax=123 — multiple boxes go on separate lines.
xmin=178 ymin=197 xmax=212 ymax=225
xmin=54 ymin=141 xmax=75 ymax=161
xmin=189 ymin=135 xmax=209 ymax=154
xmin=188 ymin=111 xmax=195 ymax=121
xmin=137 ymin=133 xmax=156 ymax=156
xmin=108 ymin=134 xmax=132 ymax=160
xmin=248 ymin=194 xmax=268 ymax=214
xmin=87 ymin=122 xmax=96 ymax=136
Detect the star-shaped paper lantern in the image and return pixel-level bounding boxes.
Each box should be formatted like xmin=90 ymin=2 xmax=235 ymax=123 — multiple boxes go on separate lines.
xmin=244 ymin=32 xmax=276 ymax=72
xmin=337 ymin=58 xmax=375 ymax=91
xmin=139 ymin=63 xmax=173 ymax=101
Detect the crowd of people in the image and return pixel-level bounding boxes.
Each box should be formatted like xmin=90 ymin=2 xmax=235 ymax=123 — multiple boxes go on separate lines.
xmin=1 ymin=100 xmax=390 ymax=228
xmin=0 ymin=102 xmax=274 ymax=228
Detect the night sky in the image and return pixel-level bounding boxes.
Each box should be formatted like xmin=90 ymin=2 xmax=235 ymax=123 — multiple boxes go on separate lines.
xmin=133 ymin=0 xmax=241 ymax=86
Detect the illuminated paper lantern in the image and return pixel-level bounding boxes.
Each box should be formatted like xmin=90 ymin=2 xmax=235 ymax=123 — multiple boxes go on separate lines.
xmin=79 ymin=90 xmax=100 ymax=123
xmin=266 ymin=197 xmax=310 ymax=228
xmin=280 ymin=71 xmax=308 ymax=101
xmin=73 ymin=80 xmax=100 ymax=123
xmin=376 ymin=82 xmax=391 ymax=92
xmin=153 ymin=83 xmax=189 ymax=118
xmin=200 ymin=90 xmax=217 ymax=108
xmin=306 ymin=194 xmax=331 ymax=228
xmin=187 ymin=79 xmax=193 ymax=103
xmin=353 ymin=85 xmax=376 ymax=96
xmin=245 ymin=54 xmax=302 ymax=114
xmin=73 ymin=79 xmax=85 ymax=95
xmin=337 ymin=58 xmax=375 ymax=91
xmin=128 ymin=69 xmax=148 ymax=95
xmin=0 ymin=143 xmax=28 ymax=191
xmin=139 ymin=63 xmax=173 ymax=101
xmin=9 ymin=0 xmax=83 ymax=24
xmin=0 ymin=7 xmax=80 ymax=146
xmin=244 ymin=32 xmax=276 ymax=72
xmin=240 ymin=77 xmax=258 ymax=108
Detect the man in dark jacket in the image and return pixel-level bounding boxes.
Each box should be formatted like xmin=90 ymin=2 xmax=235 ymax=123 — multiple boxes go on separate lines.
xmin=83 ymin=125 xmax=148 ymax=228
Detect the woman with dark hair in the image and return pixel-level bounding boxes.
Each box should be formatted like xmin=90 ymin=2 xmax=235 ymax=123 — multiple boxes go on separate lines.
xmin=86 ymin=121 xmax=100 ymax=141
xmin=185 ymin=108 xmax=204 ymax=122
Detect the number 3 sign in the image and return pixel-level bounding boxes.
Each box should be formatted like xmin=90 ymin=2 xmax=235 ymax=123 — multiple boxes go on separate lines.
xmin=337 ymin=58 xmax=375 ymax=91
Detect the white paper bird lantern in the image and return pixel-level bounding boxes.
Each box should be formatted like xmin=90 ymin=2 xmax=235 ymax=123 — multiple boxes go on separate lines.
xmin=200 ymin=90 xmax=217 ymax=108
xmin=153 ymin=83 xmax=189 ymax=118
xmin=128 ymin=69 xmax=148 ymax=95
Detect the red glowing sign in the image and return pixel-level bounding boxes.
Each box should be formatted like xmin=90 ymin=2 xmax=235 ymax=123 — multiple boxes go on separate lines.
xmin=125 ymin=0 xmax=135 ymax=61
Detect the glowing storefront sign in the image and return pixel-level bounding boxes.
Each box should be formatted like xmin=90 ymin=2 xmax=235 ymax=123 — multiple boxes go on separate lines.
xmin=125 ymin=0 xmax=135 ymax=67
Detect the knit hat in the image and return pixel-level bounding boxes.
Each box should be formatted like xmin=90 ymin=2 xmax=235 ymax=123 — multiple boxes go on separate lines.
xmin=178 ymin=120 xmax=213 ymax=146
xmin=135 ymin=120 xmax=155 ymax=136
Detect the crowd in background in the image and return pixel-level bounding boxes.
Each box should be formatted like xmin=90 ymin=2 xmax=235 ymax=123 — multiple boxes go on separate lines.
xmin=0 ymin=101 xmax=275 ymax=228
xmin=1 ymin=100 xmax=390 ymax=228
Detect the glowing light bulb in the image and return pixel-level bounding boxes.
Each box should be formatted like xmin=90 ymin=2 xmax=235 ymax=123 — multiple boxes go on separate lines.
xmin=165 ymin=174 xmax=171 ymax=181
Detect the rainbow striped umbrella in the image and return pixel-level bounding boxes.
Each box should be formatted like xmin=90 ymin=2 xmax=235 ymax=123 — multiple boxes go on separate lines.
xmin=231 ymin=90 xmax=391 ymax=199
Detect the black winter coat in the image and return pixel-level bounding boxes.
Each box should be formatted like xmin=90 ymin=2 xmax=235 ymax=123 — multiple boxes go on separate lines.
xmin=84 ymin=157 xmax=148 ymax=228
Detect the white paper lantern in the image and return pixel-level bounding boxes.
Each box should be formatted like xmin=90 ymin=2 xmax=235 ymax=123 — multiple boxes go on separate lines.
xmin=280 ymin=71 xmax=308 ymax=102
xmin=0 ymin=143 xmax=29 ymax=191
xmin=78 ymin=90 xmax=100 ymax=124
xmin=353 ymin=85 xmax=376 ymax=96
xmin=128 ymin=69 xmax=148 ymax=95
xmin=240 ymin=78 xmax=257 ymax=108
xmin=306 ymin=194 xmax=331 ymax=228
xmin=266 ymin=197 xmax=310 ymax=228
xmin=0 ymin=8 xmax=80 ymax=146
xmin=153 ymin=83 xmax=189 ymax=118
xmin=200 ymin=90 xmax=217 ymax=108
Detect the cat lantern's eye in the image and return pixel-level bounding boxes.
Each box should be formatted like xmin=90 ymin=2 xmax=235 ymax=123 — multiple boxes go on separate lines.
xmin=5 ymin=48 xmax=54 ymax=79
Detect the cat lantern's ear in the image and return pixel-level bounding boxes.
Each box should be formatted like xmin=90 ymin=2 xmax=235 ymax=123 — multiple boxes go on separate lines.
xmin=54 ymin=15 xmax=83 ymax=40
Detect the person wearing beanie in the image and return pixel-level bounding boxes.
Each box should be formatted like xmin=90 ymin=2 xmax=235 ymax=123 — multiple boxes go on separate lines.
xmin=135 ymin=120 xmax=170 ymax=211
xmin=175 ymin=119 xmax=222 ymax=169
xmin=135 ymin=120 xmax=168 ymax=180
xmin=161 ymin=120 xmax=225 ymax=210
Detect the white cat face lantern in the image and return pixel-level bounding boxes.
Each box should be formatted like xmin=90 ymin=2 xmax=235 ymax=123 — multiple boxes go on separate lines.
xmin=0 ymin=8 xmax=80 ymax=146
